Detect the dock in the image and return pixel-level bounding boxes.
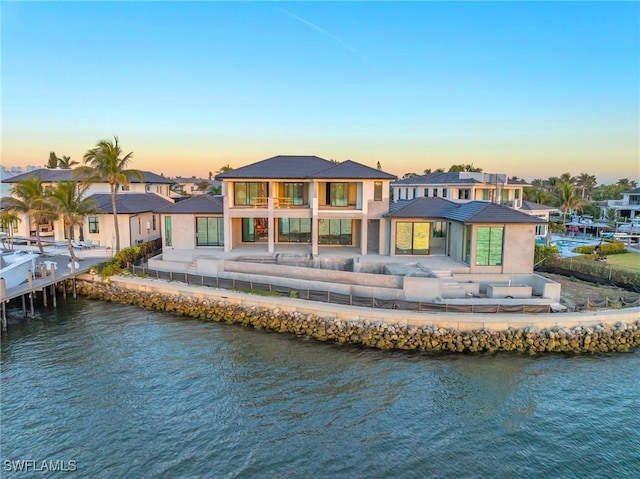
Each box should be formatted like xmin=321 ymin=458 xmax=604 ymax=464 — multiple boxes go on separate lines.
xmin=0 ymin=253 xmax=109 ymax=331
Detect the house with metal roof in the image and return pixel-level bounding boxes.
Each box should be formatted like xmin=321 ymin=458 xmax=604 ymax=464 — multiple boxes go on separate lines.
xmin=385 ymin=197 xmax=545 ymax=274
xmin=215 ymin=155 xmax=397 ymax=256
xmin=391 ymin=172 xmax=529 ymax=209
xmin=3 ymin=168 xmax=176 ymax=248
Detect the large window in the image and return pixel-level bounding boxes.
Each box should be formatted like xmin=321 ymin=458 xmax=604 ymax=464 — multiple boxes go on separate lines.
xmin=458 ymin=189 xmax=471 ymax=200
xmin=88 ymin=216 xmax=99 ymax=234
xmin=234 ymin=182 xmax=268 ymax=206
xmin=196 ymin=217 xmax=224 ymax=246
xmin=280 ymin=183 xmax=307 ymax=206
xmin=395 ymin=222 xmax=430 ymax=255
xmin=325 ymin=183 xmax=356 ymax=207
xmin=318 ymin=219 xmax=352 ymax=245
xmin=278 ymin=218 xmax=311 ymax=243
xmin=374 ymin=181 xmax=383 ymax=201
xmin=164 ymin=216 xmax=172 ymax=246
xmin=462 ymin=225 xmax=472 ymax=263
xmin=475 ymin=226 xmax=504 ymax=266
xmin=432 ymin=221 xmax=446 ymax=238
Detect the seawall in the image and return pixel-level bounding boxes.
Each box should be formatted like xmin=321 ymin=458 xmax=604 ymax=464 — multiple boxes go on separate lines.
xmin=73 ymin=275 xmax=640 ymax=354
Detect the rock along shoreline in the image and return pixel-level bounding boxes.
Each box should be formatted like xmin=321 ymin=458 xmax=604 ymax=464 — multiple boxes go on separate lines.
xmin=73 ymin=277 xmax=640 ymax=354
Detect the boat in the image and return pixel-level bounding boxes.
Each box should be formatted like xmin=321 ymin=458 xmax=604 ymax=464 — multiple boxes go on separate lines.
xmin=0 ymin=252 xmax=39 ymax=290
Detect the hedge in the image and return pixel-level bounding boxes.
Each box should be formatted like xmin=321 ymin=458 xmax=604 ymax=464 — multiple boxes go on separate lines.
xmin=574 ymin=241 xmax=626 ymax=255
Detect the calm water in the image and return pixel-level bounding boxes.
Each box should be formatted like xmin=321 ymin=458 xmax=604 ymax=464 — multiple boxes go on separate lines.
xmin=1 ymin=298 xmax=639 ymax=478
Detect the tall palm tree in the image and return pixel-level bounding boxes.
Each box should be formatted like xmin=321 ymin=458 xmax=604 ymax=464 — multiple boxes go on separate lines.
xmin=195 ymin=179 xmax=211 ymax=193
xmin=77 ymin=136 xmax=143 ymax=253
xmin=58 ymin=155 xmax=79 ymax=169
xmin=555 ymin=181 xmax=586 ymax=223
xmin=575 ymin=173 xmax=597 ymax=199
xmin=4 ymin=177 xmax=54 ymax=254
xmin=0 ymin=211 xmax=21 ymax=250
xmin=49 ymin=181 xmax=99 ymax=262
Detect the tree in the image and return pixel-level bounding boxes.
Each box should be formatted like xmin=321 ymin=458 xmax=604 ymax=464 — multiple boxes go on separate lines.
xmin=58 ymin=155 xmax=79 ymax=169
xmin=195 ymin=179 xmax=211 ymax=193
xmin=402 ymin=172 xmax=418 ymax=179
xmin=77 ymin=136 xmax=143 ymax=253
xmin=0 ymin=211 xmax=21 ymax=250
xmin=559 ymin=172 xmax=575 ymax=185
xmin=448 ymin=163 xmax=482 ymax=172
xmin=49 ymin=181 xmax=99 ymax=262
xmin=575 ymin=173 xmax=597 ymax=199
xmin=555 ymin=181 xmax=586 ymax=223
xmin=46 ymin=151 xmax=59 ymax=168
xmin=376 ymin=161 xmax=381 ymax=170
xmin=4 ymin=177 xmax=53 ymax=254
xmin=217 ymin=164 xmax=234 ymax=174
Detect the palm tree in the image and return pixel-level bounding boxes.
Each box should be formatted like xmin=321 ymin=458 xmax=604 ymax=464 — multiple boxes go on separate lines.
xmin=77 ymin=136 xmax=143 ymax=253
xmin=575 ymin=173 xmax=597 ymax=199
xmin=58 ymin=155 xmax=79 ymax=169
xmin=4 ymin=177 xmax=54 ymax=254
xmin=217 ymin=164 xmax=234 ymax=174
xmin=195 ymin=179 xmax=211 ymax=193
xmin=49 ymin=181 xmax=99 ymax=263
xmin=0 ymin=211 xmax=21 ymax=250
xmin=46 ymin=151 xmax=59 ymax=168
xmin=555 ymin=181 xmax=586 ymax=223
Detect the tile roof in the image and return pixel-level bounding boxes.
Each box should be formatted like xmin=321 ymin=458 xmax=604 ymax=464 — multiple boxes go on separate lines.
xmin=521 ymin=200 xmax=557 ymax=212
xmin=391 ymin=172 xmax=480 ymax=186
xmin=312 ymin=160 xmax=397 ymax=179
xmin=385 ymin=198 xmax=545 ymax=224
xmin=215 ymin=155 xmax=396 ymax=180
xmin=6 ymin=168 xmax=176 ymax=184
xmin=385 ymin=197 xmax=458 ymax=218
xmin=89 ymin=193 xmax=173 ymax=214
xmin=215 ymin=155 xmax=334 ymax=179
xmin=158 ymin=195 xmax=223 ymax=214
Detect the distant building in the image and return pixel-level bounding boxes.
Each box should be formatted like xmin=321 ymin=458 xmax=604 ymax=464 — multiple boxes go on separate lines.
xmin=603 ymin=187 xmax=640 ymax=220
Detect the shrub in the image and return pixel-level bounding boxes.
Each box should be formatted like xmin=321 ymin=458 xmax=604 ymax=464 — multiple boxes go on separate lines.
xmin=534 ymin=244 xmax=559 ymax=268
xmin=575 ymin=241 xmax=626 ymax=255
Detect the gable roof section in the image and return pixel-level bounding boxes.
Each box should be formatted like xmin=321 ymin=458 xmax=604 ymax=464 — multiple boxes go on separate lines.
xmin=6 ymin=168 xmax=175 ymax=184
xmin=521 ymin=200 xmax=557 ymax=212
xmin=215 ymin=155 xmax=334 ymax=179
xmin=443 ymin=202 xmax=545 ymax=224
xmin=312 ymin=160 xmax=397 ymax=179
xmin=89 ymin=193 xmax=173 ymax=214
xmin=158 ymin=195 xmax=223 ymax=214
xmin=215 ymin=155 xmax=396 ymax=180
xmin=385 ymin=198 xmax=545 ymax=224
xmin=385 ymin=197 xmax=458 ymax=218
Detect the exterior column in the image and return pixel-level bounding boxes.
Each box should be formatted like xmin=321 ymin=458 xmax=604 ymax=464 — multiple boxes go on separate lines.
xmin=360 ymin=217 xmax=368 ymax=255
xmin=311 ymin=182 xmax=319 ymax=256
xmin=267 ymin=193 xmax=275 ymax=254
xmin=223 ymin=181 xmax=232 ymax=252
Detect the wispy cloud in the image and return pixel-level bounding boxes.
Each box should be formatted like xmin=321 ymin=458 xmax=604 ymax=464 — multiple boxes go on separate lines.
xmin=278 ymin=8 xmax=368 ymax=63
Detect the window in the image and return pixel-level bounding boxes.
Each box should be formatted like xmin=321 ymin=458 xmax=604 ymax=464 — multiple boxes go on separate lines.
xmin=432 ymin=221 xmax=446 ymax=238
xmin=424 ymin=188 xmax=429 ymax=197
xmin=318 ymin=219 xmax=352 ymax=245
xmin=515 ymin=190 xmax=520 ymax=199
xmin=196 ymin=217 xmax=224 ymax=246
xmin=164 ymin=216 xmax=172 ymax=246
xmin=152 ymin=215 xmax=157 ymax=231
xmin=458 ymin=189 xmax=470 ymax=200
xmin=433 ymin=188 xmax=438 ymax=197
xmin=88 ymin=217 xmax=99 ymax=234
xmin=501 ymin=190 xmax=509 ymax=203
xmin=325 ymin=182 xmax=356 ymax=207
xmin=278 ymin=218 xmax=311 ymax=243
xmin=138 ymin=217 xmax=142 ymax=234
xmin=281 ymin=183 xmax=307 ymax=206
xmin=120 ymin=184 xmax=130 ymax=191
xmin=475 ymin=226 xmax=504 ymax=266
xmin=482 ymin=189 xmax=491 ymax=201
xmin=442 ymin=189 xmax=447 ymax=198
xmin=462 ymin=225 xmax=472 ymax=264
xmin=234 ymin=182 xmax=268 ymax=206
xmin=374 ymin=181 xmax=383 ymax=201
xmin=395 ymin=222 xmax=430 ymax=255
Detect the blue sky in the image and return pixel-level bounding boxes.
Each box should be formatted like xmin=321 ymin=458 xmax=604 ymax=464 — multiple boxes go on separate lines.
xmin=2 ymin=1 xmax=638 ymax=184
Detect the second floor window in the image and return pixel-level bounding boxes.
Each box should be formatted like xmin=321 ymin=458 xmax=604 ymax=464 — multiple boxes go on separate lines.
xmin=374 ymin=181 xmax=383 ymax=201
xmin=458 ymin=189 xmax=470 ymax=200
xmin=234 ymin=182 xmax=268 ymax=206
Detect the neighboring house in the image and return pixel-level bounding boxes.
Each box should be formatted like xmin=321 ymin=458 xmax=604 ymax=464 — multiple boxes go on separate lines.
xmin=391 ymin=172 xmax=528 ymax=209
xmin=158 ymin=195 xmax=224 ymax=250
xmin=604 ymin=187 xmax=640 ymax=220
xmin=385 ymin=197 xmax=545 ymax=274
xmin=4 ymin=168 xmax=176 ymax=247
xmin=215 ymin=155 xmax=397 ymax=255
xmin=170 ymin=177 xmax=221 ymax=198
xmin=89 ymin=193 xmax=173 ymax=248
xmin=520 ymin=200 xmax=558 ymax=237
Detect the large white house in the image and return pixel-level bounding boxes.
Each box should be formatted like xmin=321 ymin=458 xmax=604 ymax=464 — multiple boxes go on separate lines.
xmin=3 ymin=168 xmax=175 ymax=249
xmin=391 ymin=172 xmax=528 ymax=209
xmin=214 ymin=155 xmax=397 ymax=255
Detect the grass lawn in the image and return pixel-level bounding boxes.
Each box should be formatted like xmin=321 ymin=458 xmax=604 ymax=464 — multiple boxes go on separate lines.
xmin=603 ymin=252 xmax=640 ymax=272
